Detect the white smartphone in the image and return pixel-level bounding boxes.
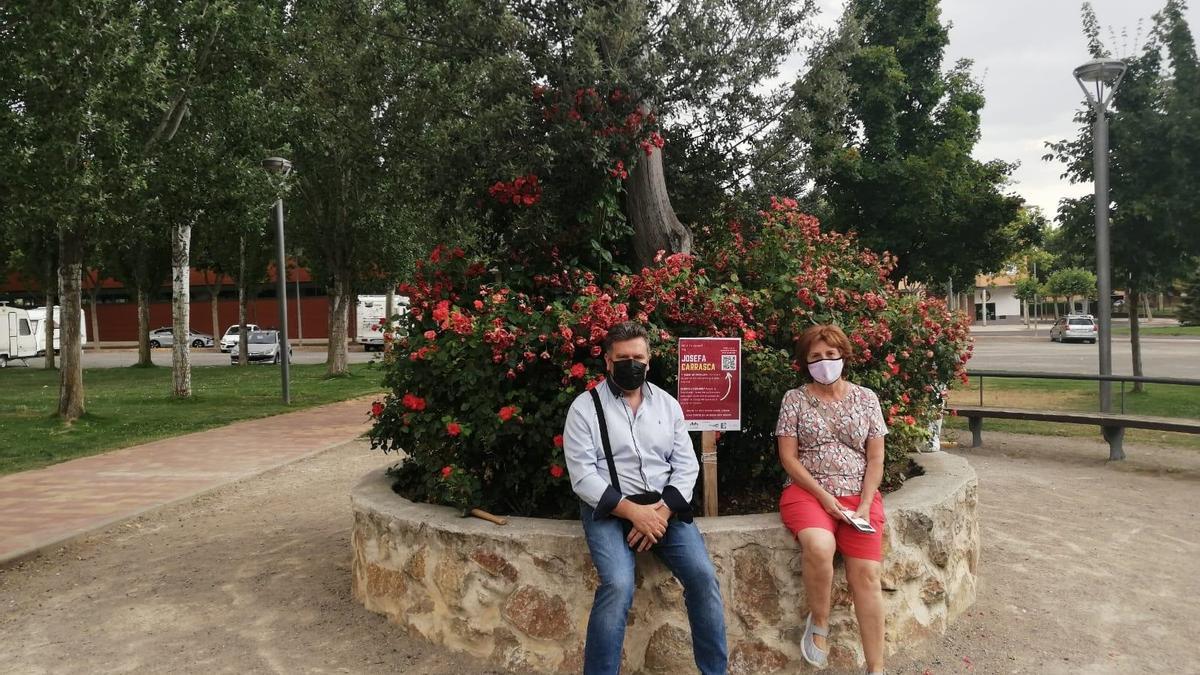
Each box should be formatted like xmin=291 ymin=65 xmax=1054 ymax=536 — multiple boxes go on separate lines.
xmin=841 ymin=509 xmax=876 ymax=534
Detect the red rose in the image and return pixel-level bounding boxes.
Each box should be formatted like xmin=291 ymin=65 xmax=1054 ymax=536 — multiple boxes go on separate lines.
xmin=441 ymin=466 xmax=453 ymax=479
xmin=498 ymin=405 xmax=518 ymax=422
xmin=446 ymin=421 xmax=462 ymax=436
xmin=432 ymin=300 xmax=451 ymax=324
xmin=402 ymin=393 xmax=427 ymax=411
xmin=570 ymin=362 xmax=586 ymax=379
xmin=553 ymin=434 xmax=564 ymax=448
xmin=370 ymin=401 xmax=384 ymax=417
xmin=549 ymin=464 xmax=565 ymax=479
xmin=423 ymin=330 xmax=437 ymax=340
xmin=903 ymin=415 xmax=916 ymax=426
xmin=474 ymin=300 xmax=484 ymax=310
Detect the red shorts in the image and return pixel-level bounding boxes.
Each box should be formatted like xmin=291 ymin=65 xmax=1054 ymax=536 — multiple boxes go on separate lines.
xmin=779 ymin=484 xmax=885 ymax=562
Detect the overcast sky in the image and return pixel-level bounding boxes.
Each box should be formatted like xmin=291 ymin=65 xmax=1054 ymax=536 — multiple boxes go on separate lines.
xmin=799 ymin=0 xmax=1197 ymax=221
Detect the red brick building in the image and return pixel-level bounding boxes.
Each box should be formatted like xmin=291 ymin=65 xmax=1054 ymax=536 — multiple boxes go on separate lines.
xmin=1 ymin=266 xmax=358 ymax=343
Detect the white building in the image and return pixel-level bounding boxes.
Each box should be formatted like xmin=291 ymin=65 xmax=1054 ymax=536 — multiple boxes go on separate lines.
xmin=973 ymin=274 xmax=1022 ymax=323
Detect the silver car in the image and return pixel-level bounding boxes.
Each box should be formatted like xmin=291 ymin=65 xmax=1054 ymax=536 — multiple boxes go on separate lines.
xmin=1050 ymin=315 xmax=1098 ymax=343
xmin=230 ymin=330 xmax=293 ymax=365
xmin=148 ymin=327 xmax=216 ymax=348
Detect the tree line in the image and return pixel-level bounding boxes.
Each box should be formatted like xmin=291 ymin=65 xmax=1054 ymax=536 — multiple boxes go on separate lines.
xmin=3 ymin=0 xmax=1079 ymax=419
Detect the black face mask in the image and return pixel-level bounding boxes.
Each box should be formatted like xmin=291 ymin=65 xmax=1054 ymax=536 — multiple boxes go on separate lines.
xmin=610 ymin=358 xmax=647 ymax=391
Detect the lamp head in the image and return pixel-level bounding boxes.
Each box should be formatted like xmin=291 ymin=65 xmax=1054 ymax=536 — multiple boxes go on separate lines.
xmin=262 ymin=157 xmax=293 ymax=175
xmin=1073 ymin=58 xmax=1126 ymax=84
xmin=1073 ymin=58 xmax=1126 ymax=107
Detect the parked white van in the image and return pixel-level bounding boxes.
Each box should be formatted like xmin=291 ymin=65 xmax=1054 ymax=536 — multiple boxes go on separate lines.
xmin=356 ymin=295 xmax=408 ymax=351
xmin=27 ymin=306 xmax=88 ymax=355
xmin=1 ymin=305 xmax=39 ymax=367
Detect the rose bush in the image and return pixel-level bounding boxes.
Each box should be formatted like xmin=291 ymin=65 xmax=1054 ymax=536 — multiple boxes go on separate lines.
xmin=369 ymin=201 xmax=971 ymax=517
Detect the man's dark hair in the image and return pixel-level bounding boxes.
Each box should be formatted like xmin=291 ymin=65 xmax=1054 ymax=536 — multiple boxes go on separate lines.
xmin=603 ymin=321 xmax=650 ymax=354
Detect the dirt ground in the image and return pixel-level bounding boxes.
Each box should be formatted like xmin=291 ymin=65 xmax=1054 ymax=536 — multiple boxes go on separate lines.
xmin=2 ymin=431 xmax=1198 ymax=675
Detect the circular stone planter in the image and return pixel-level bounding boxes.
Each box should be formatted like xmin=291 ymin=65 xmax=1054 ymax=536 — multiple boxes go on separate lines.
xmin=351 ymin=452 xmax=979 ymax=673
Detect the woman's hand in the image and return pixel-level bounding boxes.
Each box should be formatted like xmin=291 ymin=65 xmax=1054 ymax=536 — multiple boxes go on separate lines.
xmin=854 ymin=499 xmax=873 ymax=522
xmin=818 ymin=491 xmax=844 ymax=518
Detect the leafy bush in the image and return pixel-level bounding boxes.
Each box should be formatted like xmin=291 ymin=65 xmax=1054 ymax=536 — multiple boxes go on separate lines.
xmin=368 ymin=201 xmax=972 ymax=517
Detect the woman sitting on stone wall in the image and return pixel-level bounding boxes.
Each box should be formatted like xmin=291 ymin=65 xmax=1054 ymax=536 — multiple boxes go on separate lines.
xmin=775 ymin=323 xmax=888 ymax=674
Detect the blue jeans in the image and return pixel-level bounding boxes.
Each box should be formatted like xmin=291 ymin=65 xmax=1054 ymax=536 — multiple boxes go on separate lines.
xmin=579 ymin=503 xmax=728 ymax=675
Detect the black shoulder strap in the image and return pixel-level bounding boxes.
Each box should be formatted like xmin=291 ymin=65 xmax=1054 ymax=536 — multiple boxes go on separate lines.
xmin=589 ymin=387 xmax=622 ymax=494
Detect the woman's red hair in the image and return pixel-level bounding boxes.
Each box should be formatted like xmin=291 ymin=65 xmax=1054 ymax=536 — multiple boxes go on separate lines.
xmin=796 ymin=324 xmax=853 ymax=362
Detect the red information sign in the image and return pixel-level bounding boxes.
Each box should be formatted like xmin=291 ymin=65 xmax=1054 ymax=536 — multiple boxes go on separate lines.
xmin=677 ymin=337 xmax=742 ymax=431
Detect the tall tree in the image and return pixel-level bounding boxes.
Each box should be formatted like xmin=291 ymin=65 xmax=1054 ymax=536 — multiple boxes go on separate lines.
xmin=1178 ymin=262 xmax=1200 ymax=325
xmin=2 ymin=2 xmax=158 ymax=419
xmin=134 ymin=1 xmax=280 ymax=397
xmin=1047 ymin=1 xmax=1200 ymax=390
xmin=796 ymin=0 xmax=1031 ymax=286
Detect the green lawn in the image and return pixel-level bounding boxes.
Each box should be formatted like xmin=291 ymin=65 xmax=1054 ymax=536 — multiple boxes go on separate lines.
xmin=0 ymin=363 xmax=384 ymax=475
xmin=1111 ymin=325 xmax=1200 ymax=337
xmin=948 ymin=376 xmax=1200 ymax=450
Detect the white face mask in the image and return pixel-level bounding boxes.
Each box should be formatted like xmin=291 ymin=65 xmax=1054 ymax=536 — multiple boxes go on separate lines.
xmin=807 ymin=358 xmax=844 ymax=385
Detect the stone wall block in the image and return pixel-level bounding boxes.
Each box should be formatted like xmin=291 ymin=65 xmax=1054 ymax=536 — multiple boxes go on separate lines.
xmin=433 ymin=554 xmax=466 ymax=603
xmin=732 ymin=544 xmax=782 ymax=628
xmin=655 ymin=575 xmax=684 ymax=606
xmin=728 ymin=639 xmax=791 ymax=674
xmin=404 ymin=545 xmax=428 ymax=581
xmin=364 ymin=562 xmax=406 ymax=600
xmin=501 ymin=585 xmax=574 ymax=640
xmin=642 ymin=622 xmax=693 ymax=673
xmin=469 ymin=547 xmax=519 ymax=582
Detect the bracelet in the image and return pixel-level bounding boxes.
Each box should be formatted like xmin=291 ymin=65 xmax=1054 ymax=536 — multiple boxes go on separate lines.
xmin=700 ymin=451 xmax=718 ymax=463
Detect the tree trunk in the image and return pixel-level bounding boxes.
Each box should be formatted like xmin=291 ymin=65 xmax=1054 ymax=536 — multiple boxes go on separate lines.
xmin=136 ymin=286 xmax=152 ymax=367
xmin=383 ymin=286 xmax=395 ymax=354
xmin=326 ymin=274 xmax=351 ymax=376
xmin=1143 ymin=292 xmax=1153 ymax=321
xmin=57 ymin=233 xmax=85 ymax=420
xmin=237 ymin=238 xmax=249 ymax=367
xmin=626 ymin=144 xmax=692 ymax=270
xmin=43 ymin=289 xmax=57 ymax=369
xmin=208 ymin=274 xmax=223 ymax=349
xmin=1129 ymin=284 xmax=1145 ymax=394
xmin=87 ymin=284 xmax=101 ymax=350
xmin=171 ymin=222 xmax=192 ymax=398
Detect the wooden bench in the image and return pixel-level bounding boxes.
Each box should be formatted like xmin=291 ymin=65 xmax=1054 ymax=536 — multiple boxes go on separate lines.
xmin=954 ymin=405 xmax=1200 ymax=461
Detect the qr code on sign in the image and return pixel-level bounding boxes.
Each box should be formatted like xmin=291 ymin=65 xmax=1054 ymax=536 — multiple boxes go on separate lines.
xmin=721 ymin=354 xmax=737 ymax=371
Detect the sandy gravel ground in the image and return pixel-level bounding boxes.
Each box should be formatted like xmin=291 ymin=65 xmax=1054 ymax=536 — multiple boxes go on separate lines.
xmin=2 ymin=431 xmax=1198 ymax=675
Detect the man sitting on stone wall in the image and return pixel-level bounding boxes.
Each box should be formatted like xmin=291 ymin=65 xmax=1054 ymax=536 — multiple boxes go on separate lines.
xmin=562 ymin=321 xmax=728 ymax=675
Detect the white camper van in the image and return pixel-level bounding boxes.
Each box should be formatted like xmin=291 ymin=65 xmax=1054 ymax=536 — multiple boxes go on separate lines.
xmin=1 ymin=305 xmax=39 ymax=367
xmin=27 ymin=306 xmax=88 ymax=355
xmin=356 ymin=295 xmax=409 ymax=351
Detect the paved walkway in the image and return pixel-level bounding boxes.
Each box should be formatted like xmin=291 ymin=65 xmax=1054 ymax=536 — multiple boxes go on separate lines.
xmin=0 ymin=396 xmax=375 ymax=565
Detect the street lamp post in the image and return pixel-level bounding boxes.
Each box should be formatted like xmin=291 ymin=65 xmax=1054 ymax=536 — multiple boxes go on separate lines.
xmin=263 ymin=156 xmax=293 ymax=404
xmin=1073 ymin=58 xmax=1126 ymax=413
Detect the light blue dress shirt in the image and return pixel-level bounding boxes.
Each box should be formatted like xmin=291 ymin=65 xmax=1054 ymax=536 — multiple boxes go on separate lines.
xmin=562 ymin=379 xmax=699 ymax=519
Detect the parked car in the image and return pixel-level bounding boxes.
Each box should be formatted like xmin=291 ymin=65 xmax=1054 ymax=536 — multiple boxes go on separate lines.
xmin=230 ymin=330 xmax=292 ymax=365
xmin=220 ymin=323 xmax=261 ymax=352
xmin=148 ymin=327 xmax=215 ymax=348
xmin=1050 ymin=315 xmax=1098 ymax=343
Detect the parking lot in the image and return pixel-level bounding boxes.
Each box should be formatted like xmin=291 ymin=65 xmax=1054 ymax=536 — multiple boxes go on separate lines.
xmin=14 ymin=345 xmax=379 ymax=369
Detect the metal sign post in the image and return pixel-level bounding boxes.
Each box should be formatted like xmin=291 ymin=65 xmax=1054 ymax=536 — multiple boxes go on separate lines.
xmin=677 ymin=337 xmax=742 ymax=517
